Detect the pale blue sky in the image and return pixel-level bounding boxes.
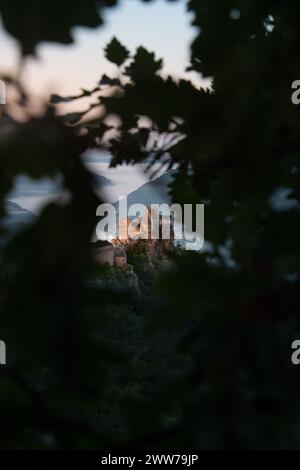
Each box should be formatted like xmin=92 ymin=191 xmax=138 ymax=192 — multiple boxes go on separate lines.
xmin=0 ymin=0 xmax=207 ymax=98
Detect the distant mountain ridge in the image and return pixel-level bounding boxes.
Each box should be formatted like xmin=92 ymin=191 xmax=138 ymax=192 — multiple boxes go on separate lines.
xmin=114 ymin=171 xmax=175 ymax=211
xmin=1 ymin=200 xmax=36 ymax=239
xmin=90 ymin=172 xmax=113 ymax=187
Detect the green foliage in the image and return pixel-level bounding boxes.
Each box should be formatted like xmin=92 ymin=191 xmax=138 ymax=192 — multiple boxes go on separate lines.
xmin=125 ymin=47 xmax=163 ymax=81
xmin=0 ymin=0 xmax=119 ymax=55
xmin=105 ymin=37 xmax=130 ymax=67
xmin=126 ymin=240 xmax=157 ymax=296
xmin=127 ymin=240 xmax=148 ymax=265
xmin=0 ymin=0 xmax=300 ymax=450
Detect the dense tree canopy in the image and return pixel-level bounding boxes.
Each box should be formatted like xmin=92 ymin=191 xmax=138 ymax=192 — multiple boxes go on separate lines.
xmin=0 ymin=0 xmax=300 ymax=449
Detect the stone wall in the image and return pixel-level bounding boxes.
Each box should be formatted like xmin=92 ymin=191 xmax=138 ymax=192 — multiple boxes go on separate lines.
xmin=115 ymin=255 xmax=127 ymax=267
xmin=93 ymin=246 xmax=115 ymax=267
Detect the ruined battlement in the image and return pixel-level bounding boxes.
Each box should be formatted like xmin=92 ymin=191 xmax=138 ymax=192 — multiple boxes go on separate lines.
xmin=94 ymin=207 xmax=175 ymax=268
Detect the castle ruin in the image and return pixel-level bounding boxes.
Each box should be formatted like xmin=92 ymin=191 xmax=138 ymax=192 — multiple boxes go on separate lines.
xmin=93 ymin=206 xmax=175 ymax=268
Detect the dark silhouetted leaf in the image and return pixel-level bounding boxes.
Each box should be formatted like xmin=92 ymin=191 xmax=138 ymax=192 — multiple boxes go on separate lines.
xmin=104 ymin=37 xmax=130 ymax=66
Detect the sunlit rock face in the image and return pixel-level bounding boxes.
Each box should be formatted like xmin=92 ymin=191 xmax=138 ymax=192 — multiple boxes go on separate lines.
xmin=94 ymin=206 xmax=175 ymax=271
